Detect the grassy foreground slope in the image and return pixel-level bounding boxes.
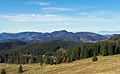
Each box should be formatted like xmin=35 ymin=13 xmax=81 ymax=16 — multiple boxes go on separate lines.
xmin=1 ymin=55 xmax=120 ymax=74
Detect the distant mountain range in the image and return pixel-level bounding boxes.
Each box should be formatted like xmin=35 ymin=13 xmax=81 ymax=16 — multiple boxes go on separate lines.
xmin=0 ymin=30 xmax=109 ymax=43
xmin=98 ymin=31 xmax=120 ymax=35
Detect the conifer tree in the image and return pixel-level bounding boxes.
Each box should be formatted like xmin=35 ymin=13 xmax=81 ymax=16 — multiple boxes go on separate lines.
xmin=1 ymin=69 xmax=6 ymax=74
xmin=108 ymin=42 xmax=113 ymax=55
xmin=92 ymin=50 xmax=98 ymax=62
xmin=56 ymin=55 xmax=61 ymax=64
xmin=18 ymin=65 xmax=23 ymax=73
xmin=70 ymin=50 xmax=76 ymax=62
xmin=66 ymin=57 xmax=71 ymax=63
xmin=40 ymin=57 xmax=43 ymax=66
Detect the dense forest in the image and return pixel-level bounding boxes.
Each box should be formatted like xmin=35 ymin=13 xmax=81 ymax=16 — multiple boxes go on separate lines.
xmin=0 ymin=34 xmax=120 ymax=65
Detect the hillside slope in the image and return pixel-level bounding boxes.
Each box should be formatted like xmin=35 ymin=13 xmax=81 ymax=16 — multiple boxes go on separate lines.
xmin=1 ymin=55 xmax=120 ymax=74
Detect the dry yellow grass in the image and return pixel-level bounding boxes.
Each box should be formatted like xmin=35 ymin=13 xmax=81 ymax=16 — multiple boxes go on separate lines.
xmin=1 ymin=55 xmax=120 ymax=74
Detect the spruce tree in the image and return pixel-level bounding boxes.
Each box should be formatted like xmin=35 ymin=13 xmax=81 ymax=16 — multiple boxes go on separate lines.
xmin=80 ymin=45 xmax=84 ymax=59
xmin=18 ymin=65 xmax=23 ymax=73
xmin=1 ymin=69 xmax=6 ymax=74
xmin=56 ymin=55 xmax=61 ymax=64
xmin=108 ymin=42 xmax=113 ymax=55
xmin=50 ymin=57 xmax=53 ymax=65
xmin=40 ymin=57 xmax=43 ymax=66
xmin=66 ymin=57 xmax=71 ymax=63
xmin=101 ymin=42 xmax=108 ymax=56
xmin=92 ymin=50 xmax=98 ymax=62
xmin=70 ymin=50 xmax=76 ymax=62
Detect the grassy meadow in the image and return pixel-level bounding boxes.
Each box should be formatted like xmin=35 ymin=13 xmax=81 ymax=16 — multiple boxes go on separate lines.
xmin=1 ymin=55 xmax=120 ymax=74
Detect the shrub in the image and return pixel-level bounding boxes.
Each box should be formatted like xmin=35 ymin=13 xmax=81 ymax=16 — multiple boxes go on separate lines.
xmin=92 ymin=55 xmax=98 ymax=62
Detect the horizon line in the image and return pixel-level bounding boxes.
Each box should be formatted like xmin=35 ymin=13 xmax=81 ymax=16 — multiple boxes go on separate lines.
xmin=0 ymin=30 xmax=120 ymax=35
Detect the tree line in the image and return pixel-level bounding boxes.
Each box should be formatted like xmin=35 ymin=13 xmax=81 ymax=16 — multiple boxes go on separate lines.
xmin=0 ymin=39 xmax=120 ymax=65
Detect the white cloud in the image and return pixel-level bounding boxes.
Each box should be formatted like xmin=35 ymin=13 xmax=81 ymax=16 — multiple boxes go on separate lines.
xmin=26 ymin=2 xmax=50 ymax=6
xmin=42 ymin=7 xmax=74 ymax=11
xmin=78 ymin=11 xmax=114 ymax=17
xmin=39 ymin=2 xmax=50 ymax=6
xmin=80 ymin=15 xmax=112 ymax=22
xmin=0 ymin=13 xmax=116 ymax=25
xmin=1 ymin=14 xmax=75 ymax=23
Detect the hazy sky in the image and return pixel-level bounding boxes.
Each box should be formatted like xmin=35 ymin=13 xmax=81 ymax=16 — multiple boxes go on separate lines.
xmin=0 ymin=0 xmax=120 ymax=33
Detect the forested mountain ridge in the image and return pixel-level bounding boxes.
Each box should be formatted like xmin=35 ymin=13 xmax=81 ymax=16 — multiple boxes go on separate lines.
xmin=0 ymin=34 xmax=119 ymax=65
xmin=0 ymin=30 xmax=108 ymax=43
xmin=0 ymin=39 xmax=26 ymax=51
xmin=0 ymin=32 xmax=119 ymax=65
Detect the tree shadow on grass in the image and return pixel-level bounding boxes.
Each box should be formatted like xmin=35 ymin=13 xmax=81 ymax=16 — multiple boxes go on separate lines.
xmin=23 ymin=69 xmax=30 ymax=72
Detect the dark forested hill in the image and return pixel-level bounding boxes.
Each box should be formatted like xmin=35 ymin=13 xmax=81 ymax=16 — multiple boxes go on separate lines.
xmin=0 ymin=39 xmax=26 ymax=51
xmin=0 ymin=30 xmax=108 ymax=43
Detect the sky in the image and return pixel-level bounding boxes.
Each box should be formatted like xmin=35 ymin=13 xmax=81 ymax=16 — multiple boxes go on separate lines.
xmin=0 ymin=0 xmax=120 ymax=33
